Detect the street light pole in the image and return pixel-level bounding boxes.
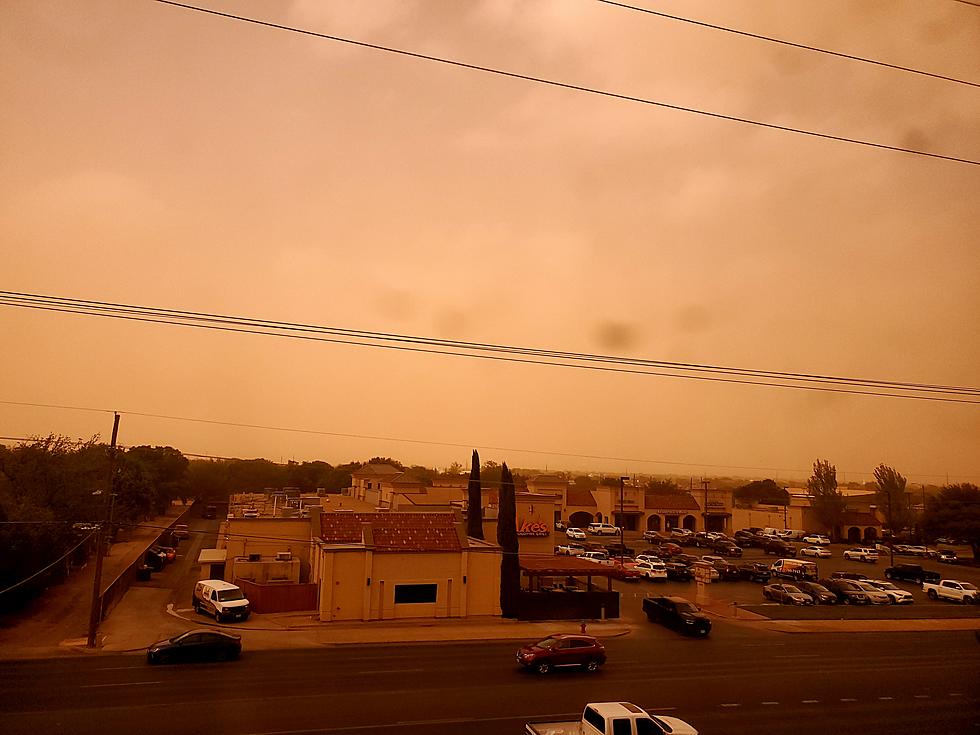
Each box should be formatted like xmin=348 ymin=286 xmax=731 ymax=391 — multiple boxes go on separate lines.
xmin=87 ymin=412 xmax=120 ymax=649
xmin=619 ymin=476 xmax=629 ymax=565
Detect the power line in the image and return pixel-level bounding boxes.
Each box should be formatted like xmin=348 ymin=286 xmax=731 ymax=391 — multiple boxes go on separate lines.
xmin=3 ymin=404 xmax=977 ymax=481
xmin=0 ymin=532 xmax=95 ymax=597
xmin=595 ymin=0 xmax=980 ymax=89
xmin=2 ymin=292 xmax=977 ymax=403
xmin=150 ymin=0 xmax=980 ymax=167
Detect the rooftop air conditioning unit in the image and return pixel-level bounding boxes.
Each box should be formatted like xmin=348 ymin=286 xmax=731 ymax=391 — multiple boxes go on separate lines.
xmin=276 ymin=551 xmax=292 ymax=561
xmin=248 ymin=553 xmax=261 ymax=562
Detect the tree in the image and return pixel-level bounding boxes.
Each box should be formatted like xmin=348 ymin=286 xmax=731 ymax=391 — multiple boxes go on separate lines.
xmin=646 ymin=478 xmax=683 ymax=495
xmin=734 ymin=479 xmax=789 ymax=507
xmin=127 ymin=445 xmax=189 ymax=512
xmin=920 ymin=483 xmax=980 ymax=561
xmin=807 ymin=459 xmax=846 ymax=540
xmin=497 ymin=463 xmax=520 ymax=618
xmin=466 ymin=450 xmax=484 ymax=540
xmin=873 ymin=464 xmax=912 ymax=533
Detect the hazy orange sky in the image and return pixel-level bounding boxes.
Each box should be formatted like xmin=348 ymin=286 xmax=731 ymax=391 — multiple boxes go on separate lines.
xmin=2 ymin=0 xmax=978 ymax=484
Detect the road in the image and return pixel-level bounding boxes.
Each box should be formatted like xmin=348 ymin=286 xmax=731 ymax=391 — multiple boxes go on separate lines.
xmin=1 ymin=628 xmax=977 ymax=734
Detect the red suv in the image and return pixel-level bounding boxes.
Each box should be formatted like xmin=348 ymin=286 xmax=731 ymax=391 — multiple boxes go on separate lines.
xmin=516 ymin=634 xmax=606 ymax=674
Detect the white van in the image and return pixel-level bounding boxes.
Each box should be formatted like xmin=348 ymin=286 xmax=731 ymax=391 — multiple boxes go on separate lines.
xmin=193 ymin=579 xmax=250 ymax=623
xmin=777 ymin=529 xmax=807 ymax=540
xmin=770 ymin=558 xmax=819 ymax=581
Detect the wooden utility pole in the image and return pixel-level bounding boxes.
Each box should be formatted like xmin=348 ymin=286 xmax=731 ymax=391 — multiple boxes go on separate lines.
xmin=87 ymin=413 xmax=120 ymax=648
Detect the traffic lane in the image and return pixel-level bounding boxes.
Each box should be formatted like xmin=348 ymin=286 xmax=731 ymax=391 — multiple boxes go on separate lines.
xmin=1 ymin=633 xmax=976 ymax=729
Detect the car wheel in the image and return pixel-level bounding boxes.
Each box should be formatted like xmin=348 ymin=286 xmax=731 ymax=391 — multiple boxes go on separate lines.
xmin=535 ymin=661 xmax=551 ymax=675
xmin=927 ymin=589 xmax=938 ymax=600
xmin=843 ymin=597 xmax=851 ymax=605
xmin=884 ymin=571 xmax=892 ymax=580
xmin=585 ymin=659 xmax=600 ymax=672
xmin=915 ymin=577 xmax=923 ymax=584
xmin=215 ymin=611 xmax=224 ymax=623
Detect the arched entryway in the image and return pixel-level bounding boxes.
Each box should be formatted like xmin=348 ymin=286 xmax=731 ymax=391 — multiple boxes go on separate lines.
xmin=646 ymin=515 xmax=662 ymax=532
xmin=863 ymin=527 xmax=878 ymax=542
xmin=569 ymin=511 xmax=594 ymax=529
xmin=847 ymin=527 xmax=862 ymax=543
xmin=682 ymin=515 xmax=697 ymax=531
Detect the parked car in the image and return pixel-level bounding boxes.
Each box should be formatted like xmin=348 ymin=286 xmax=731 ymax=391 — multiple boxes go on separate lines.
xmin=516 ymin=634 xmax=606 ymax=674
xmin=663 ymin=562 xmax=693 ymax=581
xmin=602 ymin=542 xmax=635 ymax=558
xmin=843 ymin=547 xmax=879 ymax=563
xmin=555 ymin=543 xmax=586 ymax=556
xmin=193 ymin=579 xmax=251 ymax=623
xmin=734 ymin=529 xmax=761 ymax=547
xmin=631 ymin=560 xmax=668 ymax=581
xmin=634 ymin=554 xmax=662 ymax=565
xmin=800 ymin=546 xmax=831 ymax=558
xmin=821 ymin=578 xmax=872 ymax=605
xmin=763 ymin=583 xmax=814 ymax=605
xmin=581 ymin=551 xmax=613 ymax=565
xmin=151 ymin=545 xmax=176 ymax=563
xmin=587 ymin=522 xmax=621 ymax=536
xmin=608 ymin=561 xmax=643 ymax=582
xmin=144 ymin=549 xmax=166 ymax=571
xmin=147 ymin=629 xmax=241 ymax=664
xmin=850 ymin=581 xmax=892 ymax=604
xmin=802 ymin=534 xmax=831 ymax=546
xmin=705 ymin=558 xmax=741 ymax=581
xmin=938 ymin=550 xmax=958 ymax=564
xmin=866 ymin=580 xmax=914 ymax=604
xmin=526 ymin=702 xmax=698 ymax=735
xmin=671 ymin=554 xmax=700 ymax=566
xmin=670 ymin=528 xmax=694 ymax=542
xmin=656 ymin=542 xmax=683 ymax=557
xmin=769 ymin=558 xmax=819 ymax=582
xmin=172 ymin=524 xmax=190 ymax=540
xmin=642 ymin=595 xmax=711 ymax=636
xmin=795 ymin=581 xmax=838 ymax=605
xmin=830 ymin=570 xmax=871 ymax=581
xmin=764 ymin=539 xmax=798 ymax=557
xmin=883 ymin=564 xmax=940 ymax=584
xmin=737 ymin=562 xmax=772 ymax=583
xmin=643 ymin=530 xmax=673 ymax=544
xmin=906 ymin=545 xmax=929 ymax=556
xmin=922 ymin=580 xmax=979 ymax=604
xmin=710 ymin=540 xmax=743 ymax=557
xmin=554 ymin=520 xmax=567 ymax=531
xmin=566 ymin=527 xmax=587 ymax=540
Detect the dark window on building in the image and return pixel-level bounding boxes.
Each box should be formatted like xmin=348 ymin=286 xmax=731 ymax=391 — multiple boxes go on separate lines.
xmin=394 ymin=583 xmax=438 ymax=604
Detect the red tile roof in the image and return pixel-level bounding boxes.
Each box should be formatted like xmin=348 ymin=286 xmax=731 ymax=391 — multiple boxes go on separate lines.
xmin=644 ymin=493 xmax=701 ymax=511
xmin=566 ymin=487 xmax=597 ymax=507
xmin=318 ymin=512 xmax=463 ymax=552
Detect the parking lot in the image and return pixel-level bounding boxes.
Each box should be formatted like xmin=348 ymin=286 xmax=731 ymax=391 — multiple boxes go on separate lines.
xmin=563 ymin=531 xmax=980 ymax=623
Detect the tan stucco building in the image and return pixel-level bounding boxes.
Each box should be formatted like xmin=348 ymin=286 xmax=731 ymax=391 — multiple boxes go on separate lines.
xmin=309 ymin=508 xmax=501 ymax=622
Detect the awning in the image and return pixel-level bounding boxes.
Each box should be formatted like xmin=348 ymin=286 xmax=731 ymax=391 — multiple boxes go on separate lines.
xmin=519 ymin=555 xmax=619 ymax=577
xmin=197 ymin=549 xmax=227 ymax=564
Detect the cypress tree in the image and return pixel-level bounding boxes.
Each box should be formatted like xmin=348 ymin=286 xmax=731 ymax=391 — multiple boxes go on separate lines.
xmin=497 ymin=462 xmax=520 ymax=618
xmin=466 ymin=450 xmax=484 ymax=540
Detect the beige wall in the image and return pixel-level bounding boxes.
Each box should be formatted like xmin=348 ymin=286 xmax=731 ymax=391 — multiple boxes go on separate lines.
xmin=730 ymin=506 xmax=805 ymax=532
xmin=219 ymin=518 xmax=312 ymax=582
xmin=312 ymin=545 xmax=501 ymax=622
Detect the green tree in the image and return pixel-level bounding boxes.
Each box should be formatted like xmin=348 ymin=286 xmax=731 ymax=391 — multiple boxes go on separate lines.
xmin=920 ymin=483 xmax=980 ymax=561
xmin=497 ymin=462 xmax=520 ymax=618
xmin=127 ymin=445 xmax=189 ymax=512
xmin=467 ymin=450 xmax=484 ymax=540
xmin=734 ymin=479 xmax=789 ymax=507
xmin=646 ymin=478 xmax=682 ymax=495
xmin=873 ymin=464 xmax=912 ymax=533
xmin=807 ymin=459 xmax=846 ymax=540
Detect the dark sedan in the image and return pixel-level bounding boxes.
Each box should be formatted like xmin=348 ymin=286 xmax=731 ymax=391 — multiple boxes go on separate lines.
xmin=516 ymin=634 xmax=606 ymax=674
xmin=763 ymin=583 xmax=814 ymax=605
xmin=737 ymin=562 xmax=771 ymax=583
xmin=663 ymin=562 xmax=693 ymax=581
xmin=147 ymin=630 xmax=241 ymax=664
xmin=711 ymin=540 xmax=743 ymax=557
xmin=821 ymin=578 xmax=872 ymax=605
xmin=796 ymin=581 xmax=838 ymax=605
xmin=642 ymin=596 xmax=712 ymax=637
xmin=671 ymin=554 xmax=700 ymax=566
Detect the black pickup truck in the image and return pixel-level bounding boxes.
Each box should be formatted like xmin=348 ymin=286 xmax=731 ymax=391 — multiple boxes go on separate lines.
xmin=883 ymin=563 xmax=941 ymax=584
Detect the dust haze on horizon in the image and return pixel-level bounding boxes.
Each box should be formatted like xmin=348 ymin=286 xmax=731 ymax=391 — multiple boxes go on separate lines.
xmin=1 ymin=0 xmax=978 ymax=486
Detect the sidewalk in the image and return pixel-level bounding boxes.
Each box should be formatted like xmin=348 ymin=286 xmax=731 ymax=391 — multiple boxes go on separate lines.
xmin=0 ymin=505 xmax=188 ymax=660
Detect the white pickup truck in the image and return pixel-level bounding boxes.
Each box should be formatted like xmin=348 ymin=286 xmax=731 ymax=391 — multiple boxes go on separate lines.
xmin=922 ymin=579 xmax=978 ymax=603
xmin=526 ymin=702 xmax=697 ymax=735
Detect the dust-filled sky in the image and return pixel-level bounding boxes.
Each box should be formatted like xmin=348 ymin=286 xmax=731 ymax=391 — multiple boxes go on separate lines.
xmin=2 ymin=0 xmax=978 ymax=484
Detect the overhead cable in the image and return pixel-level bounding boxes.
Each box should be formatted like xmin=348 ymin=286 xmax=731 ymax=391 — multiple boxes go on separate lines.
xmin=596 ymin=0 xmax=979 ymax=89
xmin=150 ymin=1 xmax=980 ymax=167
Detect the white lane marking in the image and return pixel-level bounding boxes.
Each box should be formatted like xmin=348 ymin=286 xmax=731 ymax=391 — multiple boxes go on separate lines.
xmin=802 ymin=699 xmax=819 ymax=704
xmin=914 ymin=695 xmax=930 ymax=699
xmin=950 ymin=693 xmax=964 ymax=697
xmin=95 ymin=666 xmax=144 ymax=671
xmin=761 ymin=701 xmax=779 ymax=705
xmin=840 ymin=698 xmax=857 ymax=702
xmin=878 ymin=697 xmax=894 ymax=701
xmin=773 ymin=654 xmax=821 ymax=659
xmin=355 ymin=668 xmax=424 ymax=674
xmin=720 ymin=703 xmax=740 ymax=708
xmin=81 ymin=681 xmax=161 ymax=688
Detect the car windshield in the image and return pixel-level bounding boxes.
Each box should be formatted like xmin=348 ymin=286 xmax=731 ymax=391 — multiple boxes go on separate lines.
xmin=534 ymin=637 xmax=560 ymax=649
xmin=675 ymin=602 xmax=698 ymax=614
xmin=217 ymin=589 xmax=245 ymax=601
xmin=875 ymin=582 xmax=898 ymax=590
xmin=784 ymin=585 xmax=802 ymax=594
xmin=960 ymin=583 xmax=978 ymax=591
xmin=809 ymin=585 xmax=830 ymax=594
xmin=854 ymin=583 xmax=879 ymax=592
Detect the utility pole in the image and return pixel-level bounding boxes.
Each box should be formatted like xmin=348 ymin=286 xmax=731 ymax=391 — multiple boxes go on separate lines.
xmin=619 ymin=476 xmax=629 ymax=565
xmin=783 ymin=487 xmax=789 ymax=530
xmin=885 ymin=488 xmax=894 ymax=567
xmin=700 ymin=478 xmax=709 ymax=533
xmin=87 ymin=413 xmax=120 ymax=649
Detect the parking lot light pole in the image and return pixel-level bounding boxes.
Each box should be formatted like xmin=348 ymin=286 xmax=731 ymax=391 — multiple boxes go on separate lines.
xmin=619 ymin=476 xmax=629 ymax=564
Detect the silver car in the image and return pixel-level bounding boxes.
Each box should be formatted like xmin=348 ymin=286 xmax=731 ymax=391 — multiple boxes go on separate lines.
xmin=866 ymin=580 xmax=914 ymax=604
xmin=852 ymin=581 xmax=892 ymax=604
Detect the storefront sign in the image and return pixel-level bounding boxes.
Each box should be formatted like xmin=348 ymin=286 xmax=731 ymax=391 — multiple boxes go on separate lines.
xmin=517 ymin=519 xmax=550 ymax=536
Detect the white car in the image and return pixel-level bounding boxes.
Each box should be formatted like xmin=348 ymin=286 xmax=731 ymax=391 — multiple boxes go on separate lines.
xmin=566 ymin=527 xmax=587 ymax=540
xmin=631 ymin=560 xmax=668 ymax=581
xmin=700 ymin=555 xmax=726 ymax=565
xmin=800 ymin=546 xmax=831 ymax=558
xmin=555 ymin=543 xmax=585 ymax=556
xmin=581 ymin=551 xmax=613 ymax=565
xmin=634 ymin=554 xmax=662 ymax=565
xmin=851 ymin=581 xmax=892 ymax=604
xmin=843 ymin=547 xmax=879 ymax=563
xmin=670 ymin=528 xmax=693 ymax=540
xmin=866 ymin=580 xmax=914 ymax=604
xmin=587 ymin=522 xmax=621 ymax=536
xmin=802 ymin=534 xmax=830 ymax=546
